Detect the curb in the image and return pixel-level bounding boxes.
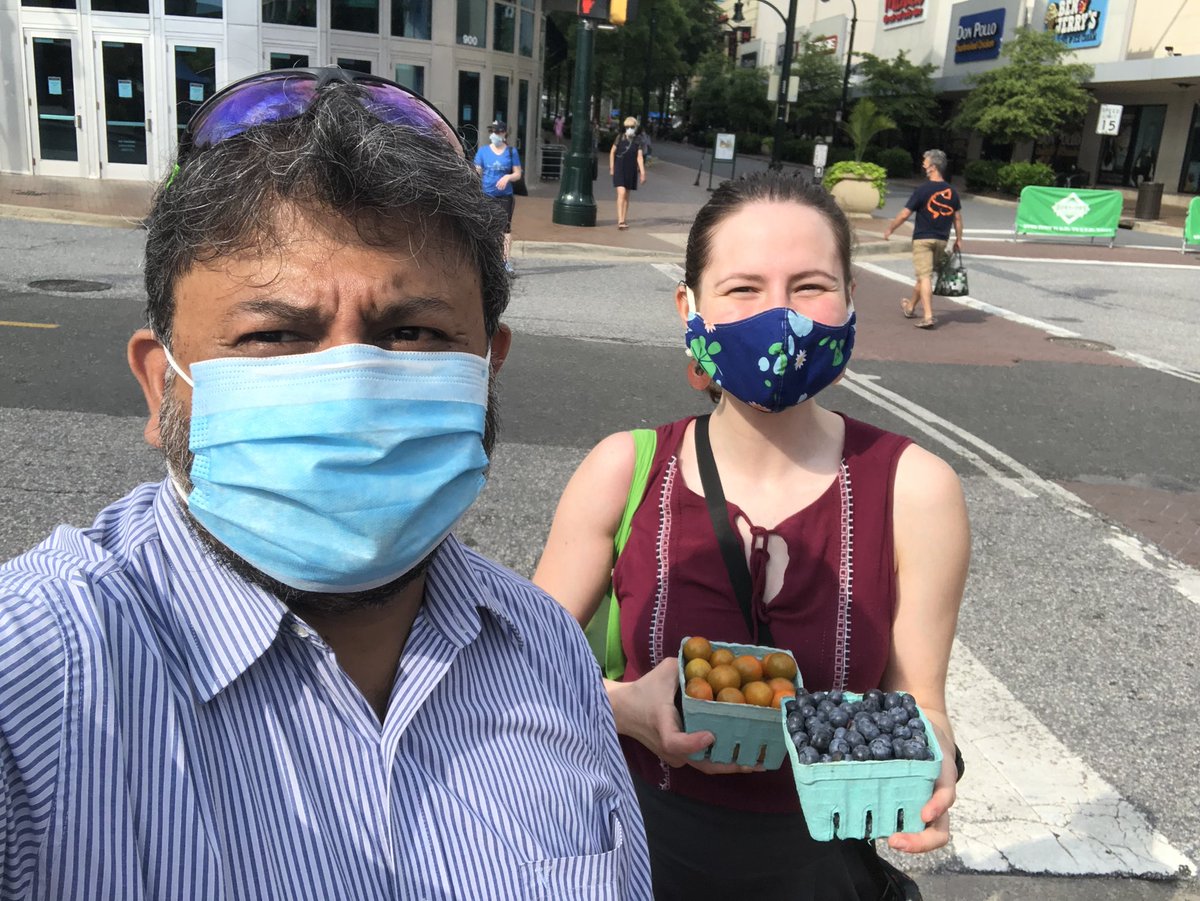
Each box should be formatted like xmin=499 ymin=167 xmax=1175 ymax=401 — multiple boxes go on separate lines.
xmin=0 ymin=204 xmax=145 ymax=230
xmin=512 ymin=239 xmax=683 ymax=262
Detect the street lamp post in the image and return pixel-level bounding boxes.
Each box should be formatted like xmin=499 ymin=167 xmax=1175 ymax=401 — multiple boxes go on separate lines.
xmin=733 ymin=0 xmax=795 ymax=171
xmin=821 ymin=0 xmax=858 ymax=131
xmin=552 ymin=17 xmax=598 ymax=226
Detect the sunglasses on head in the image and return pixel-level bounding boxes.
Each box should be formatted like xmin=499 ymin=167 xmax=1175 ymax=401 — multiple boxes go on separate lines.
xmin=177 ymin=67 xmax=463 ymax=161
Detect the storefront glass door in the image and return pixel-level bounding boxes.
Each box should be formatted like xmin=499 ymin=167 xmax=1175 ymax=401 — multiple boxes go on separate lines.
xmin=169 ymin=42 xmax=219 ymax=150
xmin=94 ymin=36 xmax=154 ymax=180
xmin=25 ymin=33 xmax=86 ymax=177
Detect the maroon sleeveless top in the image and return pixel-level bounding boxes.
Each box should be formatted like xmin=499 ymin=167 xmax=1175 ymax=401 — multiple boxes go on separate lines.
xmin=612 ymin=414 xmax=912 ymax=813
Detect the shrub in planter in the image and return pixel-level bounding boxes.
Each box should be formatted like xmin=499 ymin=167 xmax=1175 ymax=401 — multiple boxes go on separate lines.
xmin=876 ymin=147 xmax=914 ymax=179
xmin=823 ymin=160 xmax=888 ymax=209
xmin=996 ymin=161 xmax=1055 ymax=195
xmin=964 ymin=159 xmax=1001 ymax=193
xmin=738 ymin=133 xmax=763 ymax=155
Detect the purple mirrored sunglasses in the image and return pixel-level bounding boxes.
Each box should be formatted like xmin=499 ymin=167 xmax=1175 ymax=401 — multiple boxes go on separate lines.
xmin=178 ymin=67 xmax=463 ymax=159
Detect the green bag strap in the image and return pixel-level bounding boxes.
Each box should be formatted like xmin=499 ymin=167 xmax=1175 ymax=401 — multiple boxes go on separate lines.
xmin=599 ymin=428 xmax=657 ymax=680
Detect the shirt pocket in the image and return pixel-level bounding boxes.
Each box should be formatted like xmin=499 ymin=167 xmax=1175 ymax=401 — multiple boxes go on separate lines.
xmin=520 ymin=807 xmax=629 ymax=900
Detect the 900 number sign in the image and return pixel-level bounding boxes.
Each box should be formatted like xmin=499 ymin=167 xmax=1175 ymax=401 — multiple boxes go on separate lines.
xmin=460 ymin=33 xmax=480 ymax=45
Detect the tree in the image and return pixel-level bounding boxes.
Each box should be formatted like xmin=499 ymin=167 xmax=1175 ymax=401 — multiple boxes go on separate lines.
xmin=841 ymin=99 xmax=896 ymax=162
xmin=954 ymin=27 xmax=1093 ymax=152
xmin=785 ymin=39 xmax=843 ymax=138
xmin=856 ymin=50 xmax=939 ymax=133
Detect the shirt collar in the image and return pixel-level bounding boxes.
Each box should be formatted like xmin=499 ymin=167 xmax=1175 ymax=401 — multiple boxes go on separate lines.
xmin=152 ymin=483 xmax=524 ymax=703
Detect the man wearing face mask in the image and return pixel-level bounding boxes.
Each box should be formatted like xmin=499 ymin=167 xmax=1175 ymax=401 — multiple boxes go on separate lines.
xmin=474 ymin=119 xmax=521 ymax=276
xmin=609 ymin=116 xmax=647 ymax=230
xmin=0 ymin=68 xmax=651 ymax=901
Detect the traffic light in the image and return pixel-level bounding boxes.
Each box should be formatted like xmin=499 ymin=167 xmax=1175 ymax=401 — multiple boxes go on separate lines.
xmin=578 ymin=0 xmax=636 ymax=24
xmin=609 ymin=0 xmax=628 ymax=25
xmin=578 ymin=0 xmax=610 ymax=18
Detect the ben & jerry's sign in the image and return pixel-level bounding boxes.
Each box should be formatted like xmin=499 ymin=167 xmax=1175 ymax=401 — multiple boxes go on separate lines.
xmin=1044 ymin=0 xmax=1108 ymax=49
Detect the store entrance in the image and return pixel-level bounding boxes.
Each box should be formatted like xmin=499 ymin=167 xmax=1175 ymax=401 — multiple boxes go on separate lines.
xmin=1096 ymin=104 xmax=1166 ymax=188
xmin=24 ymin=32 xmax=87 ymax=178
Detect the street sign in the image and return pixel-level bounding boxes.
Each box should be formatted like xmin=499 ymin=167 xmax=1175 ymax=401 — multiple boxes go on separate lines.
xmin=813 ymin=143 xmax=828 ymax=168
xmin=714 ymin=133 xmax=736 ymax=161
xmin=1096 ymin=104 xmax=1123 ymax=136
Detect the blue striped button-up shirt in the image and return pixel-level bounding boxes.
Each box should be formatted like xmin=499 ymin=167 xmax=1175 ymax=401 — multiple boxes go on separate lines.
xmin=0 ymin=481 xmax=651 ymax=900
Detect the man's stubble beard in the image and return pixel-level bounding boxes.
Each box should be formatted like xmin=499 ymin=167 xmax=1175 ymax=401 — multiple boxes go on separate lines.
xmin=157 ymin=369 xmax=501 ymax=618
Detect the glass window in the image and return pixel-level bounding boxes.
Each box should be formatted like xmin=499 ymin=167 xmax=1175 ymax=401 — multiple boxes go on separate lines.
xmin=166 ymin=0 xmax=222 ymax=15
xmin=332 ymin=0 xmax=379 ymax=32
xmin=30 ymin=37 xmax=78 ymax=161
xmin=92 ymin=0 xmax=149 ymax=10
xmin=458 ymin=70 xmax=480 ymax=148
xmin=394 ymin=63 xmax=426 ymax=96
xmin=263 ymin=0 xmax=316 ymax=26
xmin=270 ymin=52 xmax=310 ymax=69
xmin=22 ymin=0 xmax=76 ymax=8
xmin=173 ymin=45 xmax=217 ymax=142
xmin=493 ymin=1 xmax=515 ymax=53
xmin=457 ymin=0 xmax=487 ymax=47
xmin=100 ymin=41 xmax=147 ymax=165
xmin=517 ymin=79 xmax=529 ymax=152
xmin=1180 ymin=103 xmax=1200 ymax=194
xmin=493 ymin=75 xmax=509 ymax=126
xmin=337 ymin=57 xmax=372 ymax=73
xmin=519 ymin=9 xmax=534 ymax=56
xmin=391 ymin=0 xmax=432 ymax=39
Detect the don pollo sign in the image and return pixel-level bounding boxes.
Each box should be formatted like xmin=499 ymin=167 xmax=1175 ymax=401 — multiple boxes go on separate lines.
xmin=883 ymin=0 xmax=926 ymax=29
xmin=954 ymin=8 xmax=1005 ymax=63
xmin=1044 ymin=0 xmax=1108 ymax=49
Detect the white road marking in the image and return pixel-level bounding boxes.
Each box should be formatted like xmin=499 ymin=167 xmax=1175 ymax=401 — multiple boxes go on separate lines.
xmin=948 ymin=642 xmax=1194 ymax=877
xmin=854 ymin=260 xmax=1200 ymax=385
xmin=962 ymin=252 xmax=1200 ymax=271
xmin=653 ymin=262 xmax=685 ymax=281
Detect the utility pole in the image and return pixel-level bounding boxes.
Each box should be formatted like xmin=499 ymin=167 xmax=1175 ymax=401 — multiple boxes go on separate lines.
xmin=552 ymin=18 xmax=598 ymax=226
xmin=640 ymin=0 xmax=656 ymax=128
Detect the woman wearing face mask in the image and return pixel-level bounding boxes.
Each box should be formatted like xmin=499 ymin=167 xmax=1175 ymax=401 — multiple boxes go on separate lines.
xmin=534 ymin=172 xmax=969 ymax=899
xmin=473 ymin=120 xmax=521 ymax=275
xmin=609 ymin=116 xmax=647 ymax=230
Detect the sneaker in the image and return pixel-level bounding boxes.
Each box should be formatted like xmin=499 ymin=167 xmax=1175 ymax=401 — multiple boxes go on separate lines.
xmin=504 ymin=260 xmax=515 ymax=277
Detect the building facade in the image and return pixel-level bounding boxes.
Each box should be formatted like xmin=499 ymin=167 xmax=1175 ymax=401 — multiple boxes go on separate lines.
xmin=734 ymin=0 xmax=1200 ymax=200
xmin=1 ymin=0 xmax=544 ymax=182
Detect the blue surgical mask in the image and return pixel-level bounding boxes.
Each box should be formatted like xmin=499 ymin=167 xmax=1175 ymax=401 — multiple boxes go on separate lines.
xmin=490 ymin=133 xmax=504 ymax=146
xmin=163 ymin=343 xmax=490 ymax=593
xmin=683 ymin=287 xmax=855 ymax=412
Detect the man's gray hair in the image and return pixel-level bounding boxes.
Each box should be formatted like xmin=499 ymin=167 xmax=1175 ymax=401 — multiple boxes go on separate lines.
xmin=143 ymin=83 xmax=508 ymax=345
xmin=924 ymin=149 xmax=949 ymax=177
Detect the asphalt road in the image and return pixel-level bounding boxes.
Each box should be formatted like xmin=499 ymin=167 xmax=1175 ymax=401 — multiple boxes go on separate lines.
xmin=1 ymin=216 xmax=1198 ymax=899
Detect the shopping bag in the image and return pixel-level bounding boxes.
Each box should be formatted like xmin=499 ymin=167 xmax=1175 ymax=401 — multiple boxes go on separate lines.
xmin=934 ymin=249 xmax=969 ymax=297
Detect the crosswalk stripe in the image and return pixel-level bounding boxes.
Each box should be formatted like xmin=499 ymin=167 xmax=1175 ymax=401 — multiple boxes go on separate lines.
xmin=948 ymin=642 xmax=1194 ymax=877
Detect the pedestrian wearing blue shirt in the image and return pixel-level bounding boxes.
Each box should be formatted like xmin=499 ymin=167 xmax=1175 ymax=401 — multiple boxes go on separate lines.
xmin=882 ymin=149 xmax=964 ymax=329
xmin=474 ymin=119 xmax=521 ymax=276
xmin=0 ymin=67 xmax=651 ymax=901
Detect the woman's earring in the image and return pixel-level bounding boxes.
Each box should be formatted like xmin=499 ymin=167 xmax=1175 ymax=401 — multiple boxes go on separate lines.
xmin=687 ymin=360 xmax=712 ymax=391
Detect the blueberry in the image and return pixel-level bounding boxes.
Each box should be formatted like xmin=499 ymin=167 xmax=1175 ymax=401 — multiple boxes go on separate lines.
xmin=857 ymin=719 xmax=881 ymax=742
xmin=907 ymin=717 xmax=924 ymax=732
xmin=844 ymin=730 xmax=866 ymax=749
xmin=790 ymin=729 xmax=809 ymax=747
xmin=890 ymin=708 xmax=910 ymax=727
xmin=828 ymin=737 xmax=851 ymax=755
xmin=901 ymin=694 xmax=918 ymax=714
xmin=924 ymin=748 xmax=936 ymax=761
xmin=829 ymin=707 xmax=851 ymax=728
xmin=798 ymin=745 xmax=821 ymax=765
xmin=892 ymin=738 xmax=906 ymax=758
xmin=784 ymin=698 xmax=799 ymax=716
xmin=800 ymin=704 xmax=817 ymax=719
xmin=851 ymin=744 xmax=873 ymax=762
xmin=819 ymin=754 xmax=833 ymax=763
xmin=884 ymin=691 xmax=903 ymax=710
xmin=817 ymin=699 xmax=837 ymax=717
xmin=805 ymin=715 xmax=823 ymax=733
xmin=873 ymin=712 xmax=894 ymax=734
xmin=908 ymin=730 xmax=927 ymax=746
xmin=809 ymin=691 xmax=828 ymax=704
xmin=903 ymin=739 xmax=927 ymax=760
xmin=860 ymin=695 xmax=881 ymax=714
xmin=810 ymin=726 xmax=834 ymax=752
xmin=786 ymin=712 xmax=804 ymax=732
xmin=827 ymin=690 xmax=844 ymax=705
xmin=864 ymin=688 xmax=884 ymax=706
xmin=892 ymin=725 xmax=912 ymax=741
xmin=846 ymin=701 xmax=863 ymax=715
xmin=869 ymin=737 xmax=894 ymax=760
xmin=833 ymin=725 xmax=847 ymax=737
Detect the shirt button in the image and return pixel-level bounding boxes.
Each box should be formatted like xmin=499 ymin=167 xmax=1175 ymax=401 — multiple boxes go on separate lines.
xmin=290 ymin=622 xmax=312 ymax=640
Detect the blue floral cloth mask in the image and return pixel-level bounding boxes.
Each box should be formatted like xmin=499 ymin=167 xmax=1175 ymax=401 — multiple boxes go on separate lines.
xmin=683 ymin=287 xmax=855 ymax=412
xmin=163 ymin=343 xmax=490 ymax=593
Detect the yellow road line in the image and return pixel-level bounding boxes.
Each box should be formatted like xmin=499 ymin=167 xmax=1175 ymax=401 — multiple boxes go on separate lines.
xmin=0 ymin=320 xmax=59 ymax=329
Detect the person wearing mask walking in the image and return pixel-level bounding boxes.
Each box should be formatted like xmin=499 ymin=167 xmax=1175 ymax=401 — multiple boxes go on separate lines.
xmin=610 ymin=116 xmax=646 ymax=230
xmin=474 ymin=119 xmax=521 ymax=276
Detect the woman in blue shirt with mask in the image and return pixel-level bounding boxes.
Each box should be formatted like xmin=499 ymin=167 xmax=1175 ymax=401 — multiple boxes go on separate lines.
xmin=474 ymin=120 xmax=521 ymax=276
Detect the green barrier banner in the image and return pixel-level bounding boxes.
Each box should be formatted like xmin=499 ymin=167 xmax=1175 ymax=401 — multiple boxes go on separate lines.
xmin=1015 ymin=186 xmax=1123 ymax=238
xmin=1186 ymin=196 xmax=1200 ymax=249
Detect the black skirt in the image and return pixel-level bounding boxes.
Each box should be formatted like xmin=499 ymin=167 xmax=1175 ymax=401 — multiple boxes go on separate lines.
xmin=632 ymin=774 xmax=892 ymax=901
xmin=613 ymin=138 xmax=640 ymax=190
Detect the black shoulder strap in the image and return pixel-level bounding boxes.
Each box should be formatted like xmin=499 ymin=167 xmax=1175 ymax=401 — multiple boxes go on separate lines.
xmin=693 ymin=414 xmax=773 ymax=646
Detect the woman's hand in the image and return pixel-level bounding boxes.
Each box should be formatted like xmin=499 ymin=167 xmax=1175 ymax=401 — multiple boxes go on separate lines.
xmin=610 ymin=658 xmax=760 ymax=775
xmin=887 ymin=723 xmax=957 ymax=854
xmin=496 ymin=175 xmax=509 ymax=190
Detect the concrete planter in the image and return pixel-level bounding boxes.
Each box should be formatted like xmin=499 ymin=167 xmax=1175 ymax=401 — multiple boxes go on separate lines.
xmin=829 ymin=177 xmax=882 ymax=217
